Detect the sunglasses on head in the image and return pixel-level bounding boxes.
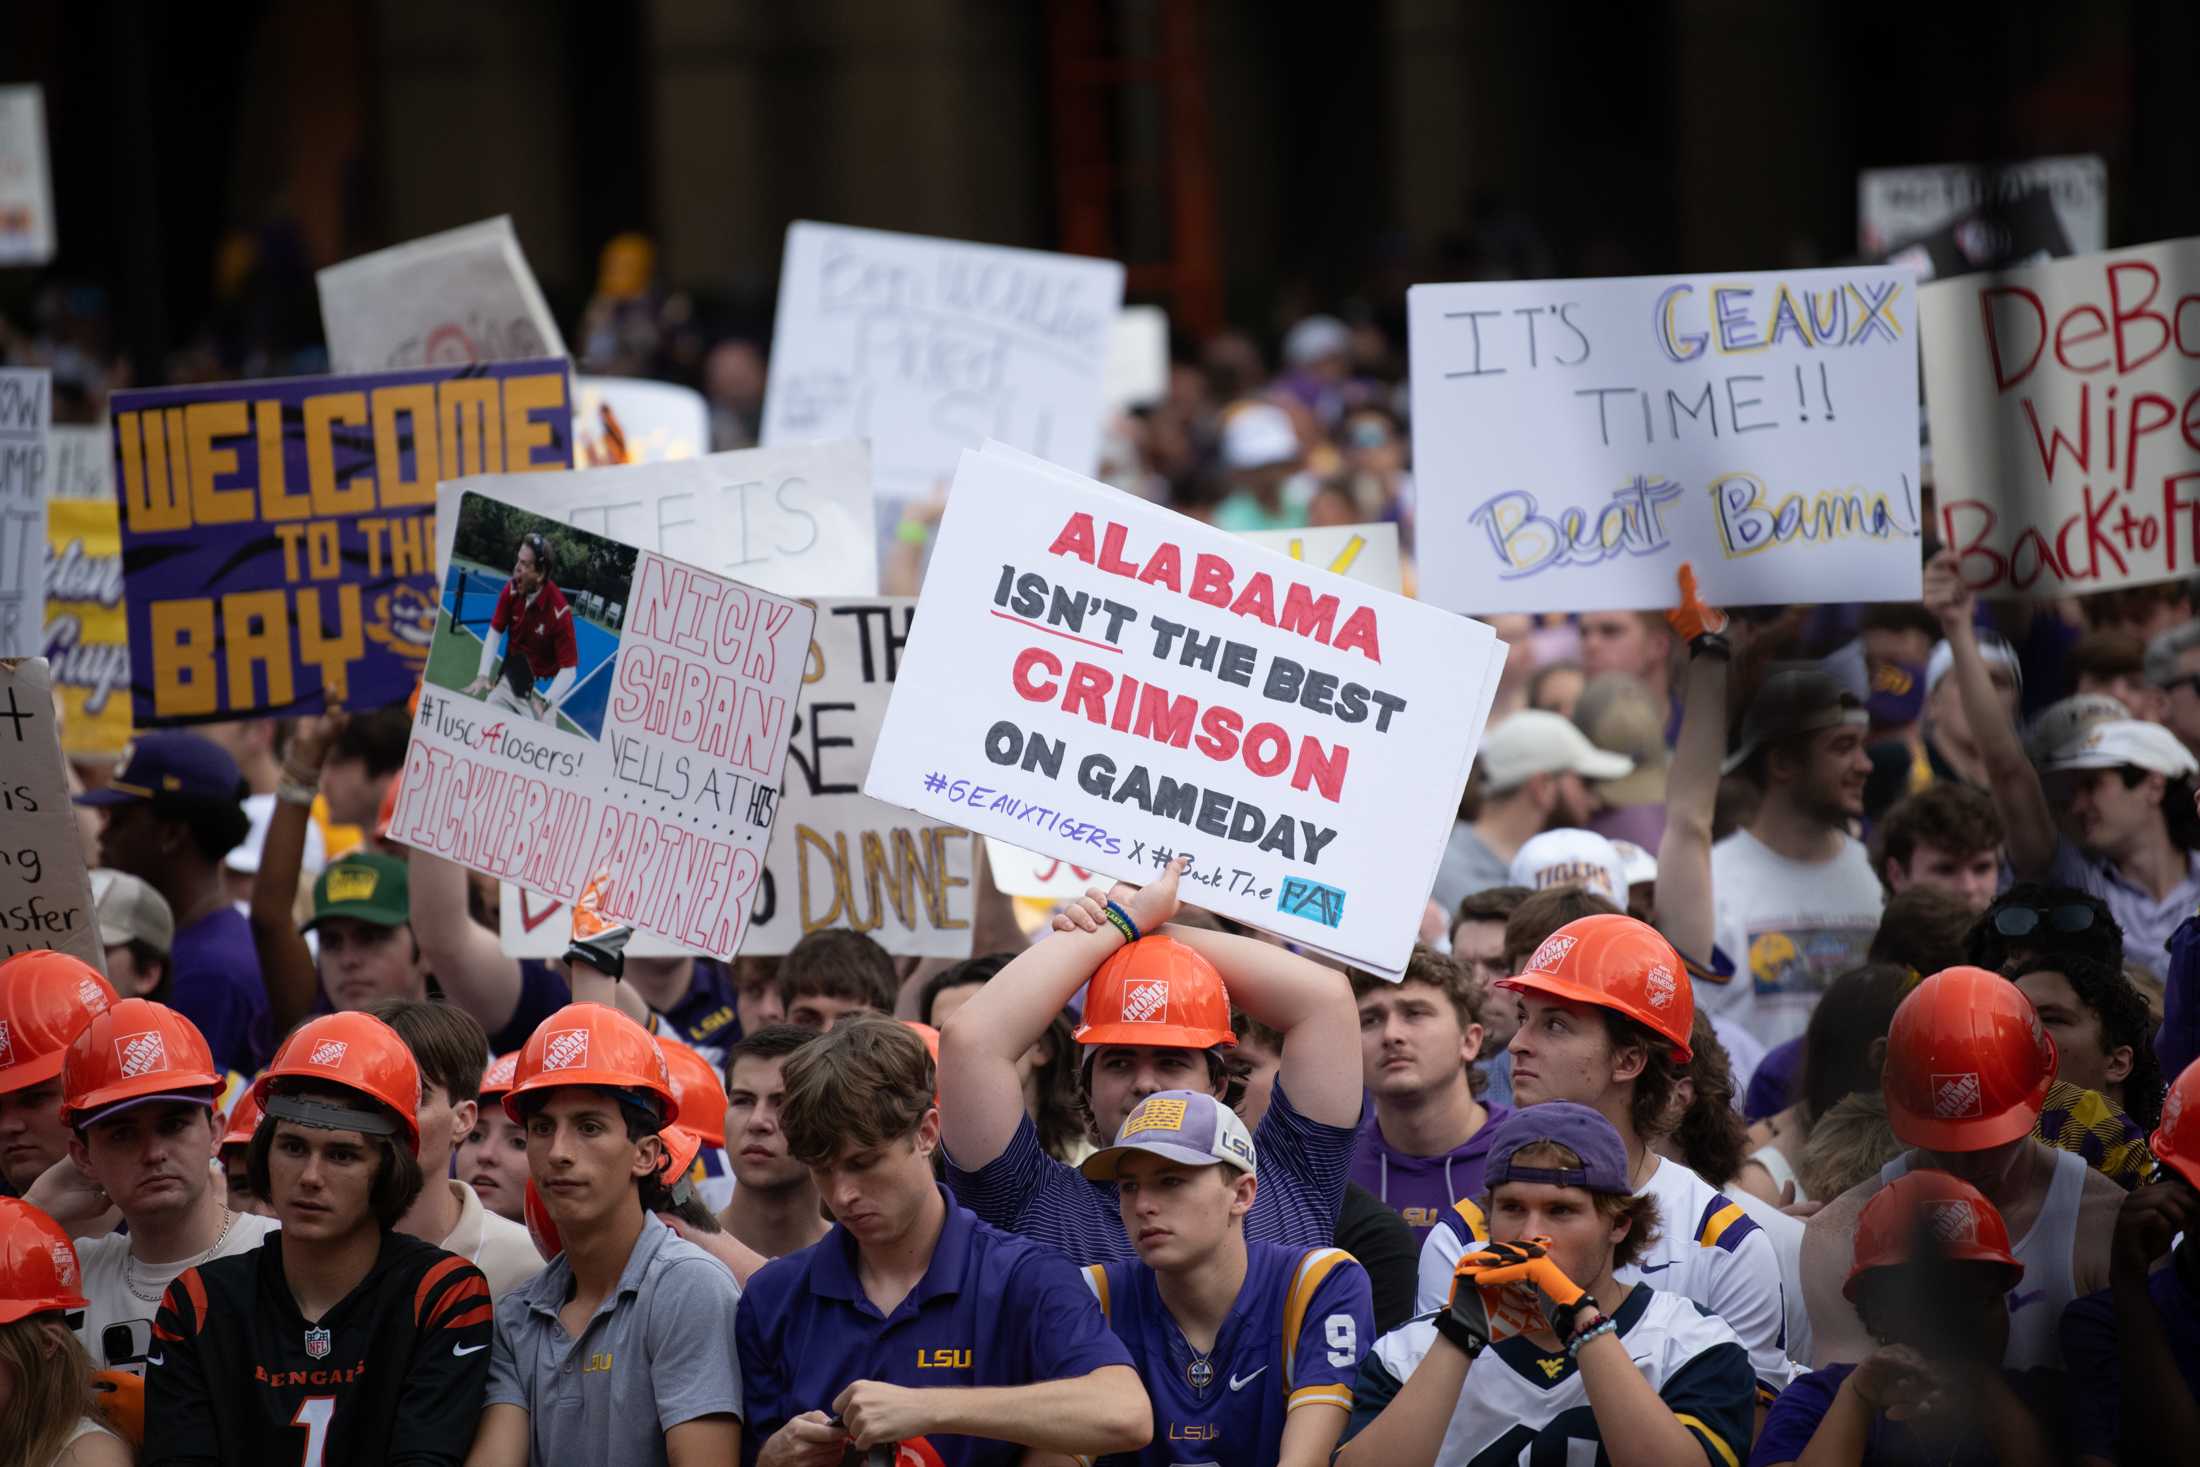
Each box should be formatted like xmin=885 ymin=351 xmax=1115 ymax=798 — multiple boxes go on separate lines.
xmin=1990 ymin=903 xmax=2098 ymax=938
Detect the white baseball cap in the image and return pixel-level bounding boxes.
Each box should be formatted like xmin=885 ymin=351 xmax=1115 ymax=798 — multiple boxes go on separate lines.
xmin=1610 ymin=839 xmax=1659 ymax=887
xmin=2024 ymin=693 xmax=2129 ymax=766
xmin=1478 ymin=710 xmax=1635 ymax=793
xmin=225 ymin=792 xmax=328 ymax=879
xmin=1221 ymin=403 xmax=1300 ymax=471
xmin=1925 ymin=632 xmax=2023 ymax=695
xmin=2039 ymin=719 xmax=2199 ymax=778
xmin=1509 ymin=829 xmax=1629 ymax=907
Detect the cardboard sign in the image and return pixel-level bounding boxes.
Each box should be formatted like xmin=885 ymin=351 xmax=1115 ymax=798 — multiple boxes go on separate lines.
xmin=111 ymin=359 xmax=572 ymax=726
xmin=573 ymin=376 xmax=711 ymax=467
xmin=390 ymin=487 xmax=816 ymax=960
xmin=1860 ymin=156 xmax=2107 ymax=258
xmin=760 ymin=222 xmax=1124 ymax=499
xmin=0 ymin=660 xmax=102 ymax=969
xmin=1237 ymin=523 xmax=1403 ymax=594
xmin=0 ymin=369 xmax=49 ymax=656
xmin=0 ymin=86 xmax=55 ymax=266
xmin=1920 ymin=236 xmax=2200 ymax=596
xmin=503 ymin=600 xmax=978 ymax=959
xmin=864 ymin=442 xmax=1504 ymax=977
xmin=43 ymin=497 xmax=131 ymax=759
xmin=439 ymin=440 xmax=878 ymax=601
xmin=49 ymin=426 xmax=112 ymax=501
xmin=317 ymin=217 xmax=568 ymax=373
xmin=1408 ymin=267 xmax=1923 ymax=615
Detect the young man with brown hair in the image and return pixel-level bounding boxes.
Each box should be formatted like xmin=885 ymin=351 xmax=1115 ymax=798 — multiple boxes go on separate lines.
xmin=1871 ymin=783 xmax=2006 ymax=912
xmin=1351 ymin=948 xmax=1509 ymax=1243
xmin=717 ymin=1025 xmax=831 ymax=1261
xmin=737 ymin=1016 xmax=1149 ymax=1466
xmin=778 ymin=929 xmax=898 ymax=1032
xmin=1449 ymin=885 xmax=1527 ymax=999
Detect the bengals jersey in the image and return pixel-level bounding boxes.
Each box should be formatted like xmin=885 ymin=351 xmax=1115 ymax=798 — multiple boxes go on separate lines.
xmin=145 ymin=1230 xmax=492 ymax=1467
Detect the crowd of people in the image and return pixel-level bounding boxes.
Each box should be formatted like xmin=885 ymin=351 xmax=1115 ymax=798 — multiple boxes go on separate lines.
xmin=6 ymin=231 xmax=2200 ymax=1465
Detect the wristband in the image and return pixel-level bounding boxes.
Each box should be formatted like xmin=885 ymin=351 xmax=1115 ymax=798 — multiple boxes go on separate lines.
xmin=1688 ymin=631 xmax=1731 ymax=661
xmin=1432 ymin=1308 xmax=1487 ymax=1359
xmin=895 ymin=519 xmax=933 ymax=546
xmin=1565 ymin=1312 xmax=1617 ymax=1358
xmin=276 ymin=779 xmax=319 ymax=808
xmin=1102 ymin=900 xmax=1141 ymax=945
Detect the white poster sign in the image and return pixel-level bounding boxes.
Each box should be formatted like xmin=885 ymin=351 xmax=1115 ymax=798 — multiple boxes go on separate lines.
xmin=1920 ymin=235 xmax=2200 ymax=596
xmin=1104 ymin=305 xmax=1171 ymax=413
xmin=438 ymin=440 xmax=879 ymax=601
xmin=1238 ymin=523 xmax=1402 ymax=594
xmin=0 ymin=86 xmax=55 ymax=266
xmin=1408 ymin=266 xmax=1923 ymax=615
xmin=390 ymin=487 xmax=815 ymax=960
xmin=984 ymin=837 xmax=1112 ymax=901
xmin=318 ymin=216 xmax=568 ymax=373
xmin=574 ymin=375 xmax=711 ymax=467
xmin=1860 ymin=155 xmax=2108 ymax=257
xmin=0 ymin=659 xmax=102 ymax=969
xmin=760 ymin=221 xmax=1124 ymax=499
xmin=0 ymin=368 xmax=51 ymax=655
xmin=864 ymin=442 xmax=1504 ymax=977
xmin=47 ymin=425 xmax=110 ymax=501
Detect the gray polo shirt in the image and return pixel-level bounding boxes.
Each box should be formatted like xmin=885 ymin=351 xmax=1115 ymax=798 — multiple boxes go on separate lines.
xmin=486 ymin=1218 xmax=743 ymax=1464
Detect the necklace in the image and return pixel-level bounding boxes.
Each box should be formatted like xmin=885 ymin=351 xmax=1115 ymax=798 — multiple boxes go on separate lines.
xmin=1185 ymin=1345 xmax=1215 ymax=1391
xmin=125 ymin=1208 xmax=238 ymax=1304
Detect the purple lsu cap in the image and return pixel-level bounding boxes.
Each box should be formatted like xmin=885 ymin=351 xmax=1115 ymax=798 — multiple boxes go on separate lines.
xmin=1484 ymin=1102 xmax=1631 ymax=1194
xmin=1079 ymin=1090 xmax=1257 ymax=1181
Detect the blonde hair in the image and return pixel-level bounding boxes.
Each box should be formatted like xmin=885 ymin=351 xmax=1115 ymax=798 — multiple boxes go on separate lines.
xmin=1799 ymin=1090 xmax=1904 ymax=1200
xmin=0 ymin=1313 xmax=98 ymax=1467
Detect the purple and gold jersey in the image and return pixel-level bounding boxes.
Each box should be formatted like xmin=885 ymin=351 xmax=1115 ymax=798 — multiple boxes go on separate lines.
xmin=1083 ymin=1242 xmax=1373 ymax=1466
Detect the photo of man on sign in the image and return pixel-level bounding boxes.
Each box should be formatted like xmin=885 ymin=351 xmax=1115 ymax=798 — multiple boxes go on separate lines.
xmin=429 ymin=501 xmax=635 ymax=741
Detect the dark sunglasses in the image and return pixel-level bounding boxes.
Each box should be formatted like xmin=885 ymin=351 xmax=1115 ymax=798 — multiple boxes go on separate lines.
xmin=1990 ymin=903 xmax=2098 ymax=938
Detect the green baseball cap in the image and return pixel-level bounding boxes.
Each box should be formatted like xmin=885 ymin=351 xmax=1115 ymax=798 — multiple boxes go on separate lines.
xmin=305 ymin=852 xmax=411 ymax=931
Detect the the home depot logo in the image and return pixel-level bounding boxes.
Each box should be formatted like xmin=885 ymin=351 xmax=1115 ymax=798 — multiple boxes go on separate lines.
xmin=1925 ymin=1199 xmax=1979 ymax=1244
xmin=78 ymin=980 xmax=110 ymax=1013
xmin=116 ymin=1031 xmax=168 ymax=1077
xmin=1931 ymin=1072 xmax=1983 ymax=1119
xmin=51 ymin=1243 xmax=77 ymax=1290
xmin=309 ymin=1040 xmax=349 ymax=1068
xmin=1527 ymin=935 xmax=1576 ymax=973
xmin=543 ymin=1029 xmax=591 ymax=1070
xmin=1644 ymin=965 xmax=1677 ymax=1009
xmin=1121 ymin=981 xmax=1169 ymax=1024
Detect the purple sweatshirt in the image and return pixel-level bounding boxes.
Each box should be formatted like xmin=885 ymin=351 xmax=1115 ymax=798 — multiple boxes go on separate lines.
xmin=1349 ymin=1103 xmax=1511 ymax=1244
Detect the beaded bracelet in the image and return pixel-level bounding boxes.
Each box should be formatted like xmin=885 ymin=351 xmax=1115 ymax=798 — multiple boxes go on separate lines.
xmin=1102 ymin=900 xmax=1140 ymax=944
xmin=1566 ymin=1313 xmax=1618 ymax=1358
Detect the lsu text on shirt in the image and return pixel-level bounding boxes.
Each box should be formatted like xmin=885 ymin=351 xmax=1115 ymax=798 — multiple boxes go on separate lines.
xmin=1416 ymin=1154 xmax=1795 ymax=1398
xmin=1351 ymin=1104 xmax=1510 ymax=1244
xmin=1342 ymin=1285 xmax=1754 ymax=1467
xmin=145 ymin=1230 xmax=491 ymax=1467
xmin=1083 ymin=1242 xmax=1374 ymax=1466
xmin=735 ymin=1187 xmax=1134 ymax=1467
xmin=946 ymin=1079 xmax=1358 ymax=1262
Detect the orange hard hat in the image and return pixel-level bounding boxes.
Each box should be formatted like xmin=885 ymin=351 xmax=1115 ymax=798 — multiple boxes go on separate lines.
xmin=478 ymin=1052 xmax=521 ymax=1108
xmin=503 ymin=1003 xmax=677 ymax=1125
xmin=1075 ymin=937 xmax=1236 ymax=1051
xmin=0 ymin=1197 xmax=88 ymax=1324
xmin=1495 ymin=914 xmax=1693 ymax=1062
xmin=220 ymin=1088 xmax=264 ymax=1152
xmin=522 ymin=1177 xmax=562 ymax=1261
xmin=62 ymin=999 xmax=221 ymax=1128
xmin=657 ymin=1122 xmax=706 ymax=1190
xmin=1882 ymin=966 xmax=2055 ymax=1152
xmin=659 ymin=1039 xmax=728 ymax=1149
xmin=250 ymin=1011 xmax=424 ymax=1155
xmin=0 ymin=951 xmax=119 ymax=1095
xmin=2153 ymin=1056 xmax=2200 ymax=1191
xmin=1843 ymin=1169 xmax=2024 ymax=1300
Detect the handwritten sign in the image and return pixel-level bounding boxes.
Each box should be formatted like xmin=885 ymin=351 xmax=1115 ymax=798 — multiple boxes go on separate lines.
xmin=438 ymin=440 xmax=878 ymax=600
xmin=0 ymin=660 xmax=102 ymax=969
xmin=1921 ymin=235 xmax=2200 ymax=596
xmin=1237 ymin=523 xmax=1403 ymax=594
xmin=573 ymin=376 xmax=710 ymax=467
xmin=0 ymin=369 xmax=49 ymax=656
xmin=985 ymin=838 xmax=1108 ymax=901
xmin=1861 ymin=156 xmax=2107 ymax=258
xmin=390 ymin=488 xmax=816 ymax=960
xmin=760 ymin=222 xmax=1124 ymax=499
xmin=864 ymin=442 xmax=1503 ymax=977
xmin=1408 ymin=267 xmax=1923 ymax=615
xmin=0 ymin=86 xmax=55 ymax=266
xmin=317 ymin=217 xmax=568 ymax=373
xmin=43 ymin=497 xmax=130 ymax=759
xmin=112 ymin=359 xmax=572 ymax=726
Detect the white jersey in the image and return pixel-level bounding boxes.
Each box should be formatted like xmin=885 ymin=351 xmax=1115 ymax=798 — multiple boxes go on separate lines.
xmin=1705 ymin=829 xmax=1883 ymax=1049
xmin=1416 ymin=1154 xmax=1796 ymax=1394
xmin=1342 ymin=1286 xmax=1755 ymax=1467
xmin=74 ymin=1210 xmax=279 ymax=1374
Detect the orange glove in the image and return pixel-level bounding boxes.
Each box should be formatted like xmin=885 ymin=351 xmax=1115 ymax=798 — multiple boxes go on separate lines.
xmin=1455 ymin=1236 xmax=1591 ymax=1316
xmin=91 ymin=1369 xmax=145 ymax=1450
xmin=1665 ymin=563 xmax=1729 ymax=646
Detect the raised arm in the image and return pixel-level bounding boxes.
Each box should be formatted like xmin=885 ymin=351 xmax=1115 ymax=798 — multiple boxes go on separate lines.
xmin=938 ymin=859 xmax=1185 ymax=1168
xmin=1159 ymin=924 xmax=1362 ymax=1127
xmin=249 ymin=713 xmax=342 ymax=1034
xmin=1922 ymin=549 xmax=2057 ymax=875
xmin=408 ymin=848 xmax=530 ymax=1036
xmin=1656 ymin=565 xmax=1729 ymax=968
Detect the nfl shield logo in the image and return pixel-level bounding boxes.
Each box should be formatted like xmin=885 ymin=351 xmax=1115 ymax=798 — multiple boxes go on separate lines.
xmin=304 ymin=1327 xmax=331 ymax=1360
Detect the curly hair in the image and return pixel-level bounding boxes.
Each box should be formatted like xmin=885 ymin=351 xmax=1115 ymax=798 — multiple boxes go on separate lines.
xmin=2003 ymin=954 xmax=2164 ymax=1132
xmin=1668 ymin=1009 xmax=1748 ymax=1185
xmin=1871 ymin=784 xmax=2004 ymax=892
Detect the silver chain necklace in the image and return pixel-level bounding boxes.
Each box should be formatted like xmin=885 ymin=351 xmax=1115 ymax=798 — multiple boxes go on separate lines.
xmin=125 ymin=1208 xmax=238 ymax=1304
